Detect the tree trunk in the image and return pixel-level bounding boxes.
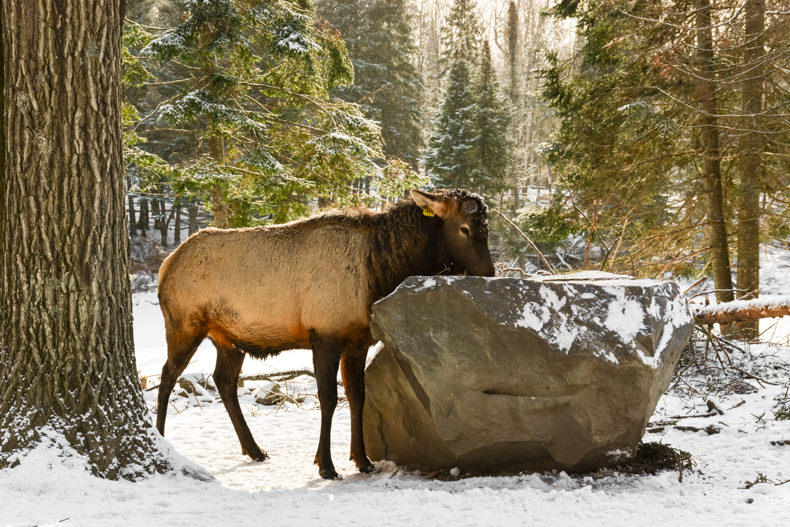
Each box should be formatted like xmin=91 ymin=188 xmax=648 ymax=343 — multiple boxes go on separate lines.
xmin=695 ymin=0 xmax=734 ymax=304
xmin=174 ymin=199 xmax=182 ymax=245
xmin=188 ymin=202 xmax=198 ymax=235
xmin=151 ymin=197 xmax=161 ymax=229
xmin=160 ymin=199 xmax=174 ymax=248
xmin=138 ymin=197 xmax=149 ymax=237
xmin=208 ymin=136 xmax=229 ymax=228
xmin=128 ymin=194 xmax=137 ymax=237
xmin=735 ymin=0 xmax=765 ymax=338
xmin=0 ymin=0 xmax=170 ymax=478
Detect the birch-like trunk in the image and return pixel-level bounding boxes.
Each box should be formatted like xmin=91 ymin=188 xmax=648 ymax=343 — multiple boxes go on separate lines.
xmin=0 ymin=0 xmax=170 ymax=478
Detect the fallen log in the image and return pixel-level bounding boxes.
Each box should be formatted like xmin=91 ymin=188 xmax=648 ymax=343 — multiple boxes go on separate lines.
xmin=693 ymin=296 xmax=790 ymax=325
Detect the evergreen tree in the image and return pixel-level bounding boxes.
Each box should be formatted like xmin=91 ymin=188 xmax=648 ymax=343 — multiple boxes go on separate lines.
xmin=474 ymin=41 xmax=511 ymax=199
xmin=424 ymin=57 xmax=478 ymax=189
xmin=542 ymin=0 xmax=790 ymax=287
xmin=318 ymin=0 xmax=424 ymax=169
xmin=124 ymin=0 xmax=385 ymax=226
xmin=441 ymin=0 xmax=483 ymax=62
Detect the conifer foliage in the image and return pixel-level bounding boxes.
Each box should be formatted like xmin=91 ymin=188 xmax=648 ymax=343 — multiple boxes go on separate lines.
xmin=424 ymin=0 xmax=511 ymax=201
xmin=124 ymin=0 xmax=389 ymax=226
xmin=542 ymin=0 xmax=790 ymax=292
xmin=474 ymin=41 xmax=511 ymax=198
xmin=424 ymin=57 xmax=478 ymax=190
xmin=317 ymin=0 xmax=424 ymax=170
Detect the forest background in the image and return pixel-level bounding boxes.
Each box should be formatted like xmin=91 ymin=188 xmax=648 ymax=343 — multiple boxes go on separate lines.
xmin=123 ymin=0 xmax=790 ymax=319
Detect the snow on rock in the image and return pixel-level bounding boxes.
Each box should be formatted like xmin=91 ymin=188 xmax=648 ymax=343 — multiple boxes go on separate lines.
xmin=363 ymin=275 xmax=694 ymax=474
xmin=394 ymin=273 xmax=693 ymax=368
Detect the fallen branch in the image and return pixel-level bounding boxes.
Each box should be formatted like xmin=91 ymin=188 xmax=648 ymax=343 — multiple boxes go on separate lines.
xmin=145 ymin=368 xmax=317 ymax=392
xmin=240 ymin=370 xmax=314 ymax=382
xmin=692 ymin=296 xmax=790 ymax=325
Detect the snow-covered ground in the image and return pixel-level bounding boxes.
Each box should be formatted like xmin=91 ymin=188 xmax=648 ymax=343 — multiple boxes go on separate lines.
xmin=3 ymin=249 xmax=790 ymax=526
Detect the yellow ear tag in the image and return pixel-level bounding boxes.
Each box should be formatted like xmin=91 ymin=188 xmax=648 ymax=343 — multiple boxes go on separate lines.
xmin=423 ymin=208 xmax=435 ymax=217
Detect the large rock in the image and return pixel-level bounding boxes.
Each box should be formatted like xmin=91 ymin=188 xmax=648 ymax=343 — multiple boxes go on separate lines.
xmin=363 ymin=273 xmax=693 ymax=474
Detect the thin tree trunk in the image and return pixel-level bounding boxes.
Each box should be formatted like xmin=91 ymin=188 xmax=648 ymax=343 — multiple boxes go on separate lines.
xmin=188 ymin=202 xmax=198 ymax=235
xmin=128 ymin=194 xmax=137 ymax=237
xmin=695 ymin=0 xmax=734 ymax=304
xmin=174 ymin=199 xmax=182 ymax=245
xmin=208 ymin=136 xmax=229 ymax=228
xmin=735 ymin=0 xmax=765 ymax=338
xmin=0 ymin=0 xmax=169 ymax=477
xmin=151 ymin=197 xmax=161 ymax=229
xmin=138 ymin=197 xmax=149 ymax=238
xmin=160 ymin=199 xmax=176 ymax=248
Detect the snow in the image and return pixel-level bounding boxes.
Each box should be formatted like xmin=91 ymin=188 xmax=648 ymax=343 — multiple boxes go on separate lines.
xmin=3 ymin=252 xmax=790 ymax=525
xmin=604 ymin=287 xmax=646 ymax=343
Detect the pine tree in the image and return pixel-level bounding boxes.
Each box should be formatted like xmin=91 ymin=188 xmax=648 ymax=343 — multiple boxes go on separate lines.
xmin=125 ymin=0 xmax=384 ymax=226
xmin=542 ymin=0 xmax=790 ymax=286
xmin=424 ymin=57 xmax=478 ymax=189
xmin=318 ymin=0 xmax=424 ymax=169
xmin=441 ymin=0 xmax=483 ymax=62
xmin=474 ymin=41 xmax=511 ymax=199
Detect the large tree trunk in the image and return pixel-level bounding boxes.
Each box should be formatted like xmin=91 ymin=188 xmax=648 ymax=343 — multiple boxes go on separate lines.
xmin=0 ymin=0 xmax=169 ymax=478
xmin=735 ymin=0 xmax=765 ymax=337
xmin=695 ymin=0 xmax=734 ymax=304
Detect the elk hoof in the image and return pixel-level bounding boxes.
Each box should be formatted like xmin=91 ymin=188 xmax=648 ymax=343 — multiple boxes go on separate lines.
xmin=319 ymin=467 xmax=339 ymax=480
xmin=243 ymin=446 xmax=269 ymax=462
xmin=357 ymin=460 xmax=375 ymax=474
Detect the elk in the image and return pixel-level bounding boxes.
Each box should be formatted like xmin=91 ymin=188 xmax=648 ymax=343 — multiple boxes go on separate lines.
xmin=155 ymin=189 xmax=495 ymax=479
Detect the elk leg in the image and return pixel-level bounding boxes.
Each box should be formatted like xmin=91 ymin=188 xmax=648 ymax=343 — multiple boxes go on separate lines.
xmin=157 ymin=332 xmax=201 ymax=435
xmin=214 ymin=346 xmax=268 ymax=461
xmin=310 ymin=331 xmax=342 ymax=480
xmin=341 ymin=344 xmax=374 ymax=473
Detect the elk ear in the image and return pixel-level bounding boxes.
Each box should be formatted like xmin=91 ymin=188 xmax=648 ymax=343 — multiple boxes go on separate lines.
xmin=410 ymin=189 xmax=448 ymax=218
xmin=462 ymin=198 xmax=478 ymax=215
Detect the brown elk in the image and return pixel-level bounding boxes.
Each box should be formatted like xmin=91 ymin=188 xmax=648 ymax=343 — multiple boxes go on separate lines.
xmin=155 ymin=189 xmax=495 ymax=479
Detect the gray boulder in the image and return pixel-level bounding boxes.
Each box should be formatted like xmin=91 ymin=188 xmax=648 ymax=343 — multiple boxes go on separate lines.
xmin=363 ymin=273 xmax=693 ymax=474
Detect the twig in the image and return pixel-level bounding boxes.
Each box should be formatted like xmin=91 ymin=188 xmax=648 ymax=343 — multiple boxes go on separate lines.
xmin=668 ymin=411 xmax=718 ymax=420
xmin=683 ymin=277 xmax=708 ymax=296
xmin=192 ymin=390 xmax=204 ymax=411
xmin=502 ymin=267 xmax=530 ymax=277
xmin=491 ymin=209 xmax=556 ymax=274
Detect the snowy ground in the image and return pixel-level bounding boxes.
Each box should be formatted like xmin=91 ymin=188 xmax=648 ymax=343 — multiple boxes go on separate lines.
xmin=3 ymin=250 xmax=790 ymax=526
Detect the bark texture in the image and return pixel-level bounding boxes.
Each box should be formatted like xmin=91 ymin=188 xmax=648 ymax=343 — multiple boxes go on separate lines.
xmin=695 ymin=0 xmax=734 ymax=304
xmin=0 ymin=0 xmax=169 ymax=478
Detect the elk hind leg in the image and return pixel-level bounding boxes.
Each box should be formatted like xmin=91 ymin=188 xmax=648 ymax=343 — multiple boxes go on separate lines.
xmin=157 ymin=328 xmax=202 ymax=436
xmin=341 ymin=341 xmax=374 ymax=473
xmin=214 ymin=345 xmax=268 ymax=461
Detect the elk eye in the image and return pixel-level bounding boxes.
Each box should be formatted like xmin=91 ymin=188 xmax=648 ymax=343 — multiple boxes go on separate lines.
xmin=460 ymin=226 xmax=470 ymax=237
